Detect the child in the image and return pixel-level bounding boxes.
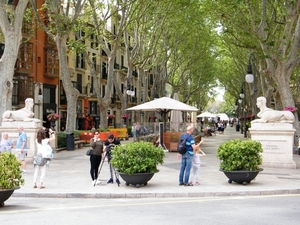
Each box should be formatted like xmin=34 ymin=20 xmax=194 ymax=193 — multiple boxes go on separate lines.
xmin=188 ymin=145 xmax=206 ymax=186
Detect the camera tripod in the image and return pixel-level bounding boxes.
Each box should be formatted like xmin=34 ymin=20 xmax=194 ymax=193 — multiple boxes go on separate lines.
xmin=93 ymin=151 xmax=120 ymax=187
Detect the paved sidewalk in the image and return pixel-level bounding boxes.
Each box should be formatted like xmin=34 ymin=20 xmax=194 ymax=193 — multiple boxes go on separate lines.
xmin=13 ymin=126 xmax=300 ymax=199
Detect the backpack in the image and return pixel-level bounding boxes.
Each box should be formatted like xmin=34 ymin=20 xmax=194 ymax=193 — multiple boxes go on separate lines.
xmin=177 ymin=134 xmax=191 ymax=155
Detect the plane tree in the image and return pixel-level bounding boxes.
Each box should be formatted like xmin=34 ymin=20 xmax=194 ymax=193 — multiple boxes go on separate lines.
xmin=0 ymin=0 xmax=30 ymax=123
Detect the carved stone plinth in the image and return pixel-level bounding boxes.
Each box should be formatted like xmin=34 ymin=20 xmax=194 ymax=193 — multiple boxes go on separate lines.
xmin=249 ymin=123 xmax=296 ymax=169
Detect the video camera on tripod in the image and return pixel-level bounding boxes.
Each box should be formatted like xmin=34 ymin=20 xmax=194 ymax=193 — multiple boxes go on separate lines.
xmin=105 ymin=143 xmax=115 ymax=161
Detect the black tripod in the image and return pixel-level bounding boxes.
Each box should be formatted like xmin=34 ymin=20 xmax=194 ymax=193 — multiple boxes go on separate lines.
xmin=94 ymin=150 xmax=120 ymax=187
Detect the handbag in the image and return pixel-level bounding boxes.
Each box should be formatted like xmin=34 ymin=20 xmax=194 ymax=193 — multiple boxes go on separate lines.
xmin=86 ymin=149 xmax=93 ymax=156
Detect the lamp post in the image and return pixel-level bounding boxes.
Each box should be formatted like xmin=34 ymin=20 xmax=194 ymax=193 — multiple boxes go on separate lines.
xmin=240 ymin=82 xmax=246 ymax=134
xmin=245 ymin=53 xmax=257 ymax=118
xmin=125 ymin=78 xmax=135 ymax=127
xmin=234 ymin=100 xmax=239 ymax=132
xmin=35 ymin=82 xmax=43 ymax=120
xmin=244 ymin=106 xmax=248 ymax=138
xmin=238 ymin=97 xmax=243 ymax=134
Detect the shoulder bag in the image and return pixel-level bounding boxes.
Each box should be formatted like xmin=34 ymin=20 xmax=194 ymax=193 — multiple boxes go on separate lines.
xmin=86 ymin=149 xmax=93 ymax=156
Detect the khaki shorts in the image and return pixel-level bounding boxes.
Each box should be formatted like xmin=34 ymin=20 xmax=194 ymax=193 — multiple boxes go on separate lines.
xmin=16 ymin=149 xmax=27 ymax=161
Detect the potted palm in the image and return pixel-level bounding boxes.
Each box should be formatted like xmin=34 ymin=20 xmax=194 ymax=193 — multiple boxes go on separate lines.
xmin=0 ymin=152 xmax=24 ymax=207
xmin=110 ymin=141 xmax=164 ymax=188
xmin=217 ymin=139 xmax=263 ymax=185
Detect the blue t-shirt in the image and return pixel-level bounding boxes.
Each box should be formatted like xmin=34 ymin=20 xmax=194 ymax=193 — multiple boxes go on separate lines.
xmin=16 ymin=131 xmax=28 ymax=150
xmin=182 ymin=133 xmax=195 ymax=155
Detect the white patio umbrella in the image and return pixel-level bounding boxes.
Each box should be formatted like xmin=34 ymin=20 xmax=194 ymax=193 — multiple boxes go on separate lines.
xmin=126 ymin=97 xmax=199 ymax=112
xmin=170 ymin=93 xmax=183 ymax=132
xmin=218 ymin=113 xmax=229 ymax=121
xmin=196 ymin=112 xmax=217 ymax=118
xmin=126 ymin=96 xmax=198 ymax=131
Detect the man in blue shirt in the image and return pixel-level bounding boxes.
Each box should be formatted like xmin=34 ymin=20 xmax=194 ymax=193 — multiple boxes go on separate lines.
xmin=16 ymin=126 xmax=28 ymax=175
xmin=178 ymin=125 xmax=203 ymax=186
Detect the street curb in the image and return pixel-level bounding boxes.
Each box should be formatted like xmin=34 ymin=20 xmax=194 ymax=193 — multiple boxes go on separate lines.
xmin=12 ymin=189 xmax=300 ymax=199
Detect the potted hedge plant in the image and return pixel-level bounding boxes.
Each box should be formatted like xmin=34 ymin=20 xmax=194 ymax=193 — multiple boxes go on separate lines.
xmin=0 ymin=152 xmax=24 ymax=207
xmin=111 ymin=141 xmax=164 ymax=188
xmin=217 ymin=139 xmax=263 ymax=185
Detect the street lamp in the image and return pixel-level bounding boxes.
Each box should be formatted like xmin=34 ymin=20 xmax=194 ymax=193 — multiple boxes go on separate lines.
xmin=239 ymin=84 xmax=245 ymax=134
xmin=125 ymin=78 xmax=135 ymax=127
xmin=240 ymin=86 xmax=245 ymax=99
xmin=245 ymin=53 xmax=257 ymax=118
xmin=126 ymin=83 xmax=135 ymax=97
xmin=38 ymin=86 xmax=43 ymax=100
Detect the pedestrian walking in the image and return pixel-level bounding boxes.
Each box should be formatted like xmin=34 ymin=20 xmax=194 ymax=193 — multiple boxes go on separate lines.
xmin=135 ymin=122 xmax=141 ymax=138
xmin=131 ymin=122 xmax=137 ymax=141
xmin=16 ymin=126 xmax=28 ymax=175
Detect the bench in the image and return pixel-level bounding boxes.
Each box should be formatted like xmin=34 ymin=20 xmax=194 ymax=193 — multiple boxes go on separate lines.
xmin=74 ymin=136 xmax=86 ymax=149
xmin=74 ymin=140 xmax=85 ymax=149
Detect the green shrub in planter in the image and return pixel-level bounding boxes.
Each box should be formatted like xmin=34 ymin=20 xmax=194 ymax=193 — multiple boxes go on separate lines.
xmin=0 ymin=153 xmax=24 ymax=189
xmin=111 ymin=141 xmax=164 ymax=175
xmin=217 ymin=139 xmax=263 ymax=171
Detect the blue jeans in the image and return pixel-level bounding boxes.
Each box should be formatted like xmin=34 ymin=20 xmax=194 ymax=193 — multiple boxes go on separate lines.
xmin=179 ymin=152 xmax=193 ymax=184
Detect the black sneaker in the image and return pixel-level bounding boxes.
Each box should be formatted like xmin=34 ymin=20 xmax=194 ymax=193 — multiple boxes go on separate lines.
xmin=179 ymin=183 xmax=184 ymax=186
xmin=107 ymin=178 xmax=114 ymax=183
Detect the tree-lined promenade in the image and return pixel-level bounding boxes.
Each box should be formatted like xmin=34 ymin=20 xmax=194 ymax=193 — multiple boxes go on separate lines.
xmin=0 ymin=0 xmax=299 ymax=134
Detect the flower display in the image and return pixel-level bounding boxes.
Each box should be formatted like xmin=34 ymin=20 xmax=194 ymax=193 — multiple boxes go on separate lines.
xmin=47 ymin=113 xmax=60 ymax=121
xmin=122 ymin=114 xmax=130 ymax=119
xmin=107 ymin=114 xmax=115 ymax=119
xmin=283 ymin=106 xmax=298 ymax=113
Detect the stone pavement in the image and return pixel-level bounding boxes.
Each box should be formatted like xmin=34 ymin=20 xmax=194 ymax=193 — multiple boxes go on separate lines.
xmin=13 ymin=126 xmax=300 ymax=199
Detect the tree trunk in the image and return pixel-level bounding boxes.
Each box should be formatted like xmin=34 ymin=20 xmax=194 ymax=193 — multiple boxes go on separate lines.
xmin=0 ymin=0 xmax=29 ymax=123
xmin=55 ymin=36 xmax=79 ymax=132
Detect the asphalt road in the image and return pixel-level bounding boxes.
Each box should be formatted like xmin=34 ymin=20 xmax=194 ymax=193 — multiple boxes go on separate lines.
xmin=2 ymin=194 xmax=300 ymax=225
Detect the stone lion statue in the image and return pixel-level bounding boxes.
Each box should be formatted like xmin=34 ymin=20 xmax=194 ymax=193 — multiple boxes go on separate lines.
xmin=2 ymin=98 xmax=40 ymax=122
xmin=251 ymin=96 xmax=295 ymax=123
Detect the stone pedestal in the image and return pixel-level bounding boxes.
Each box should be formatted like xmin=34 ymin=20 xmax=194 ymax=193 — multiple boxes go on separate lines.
xmin=249 ymin=123 xmax=296 ymax=169
xmin=0 ymin=121 xmax=42 ymax=163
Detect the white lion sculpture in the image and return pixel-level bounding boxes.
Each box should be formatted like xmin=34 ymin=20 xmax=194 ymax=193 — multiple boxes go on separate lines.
xmin=251 ymin=96 xmax=295 ymax=123
xmin=2 ymin=98 xmax=41 ymax=122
